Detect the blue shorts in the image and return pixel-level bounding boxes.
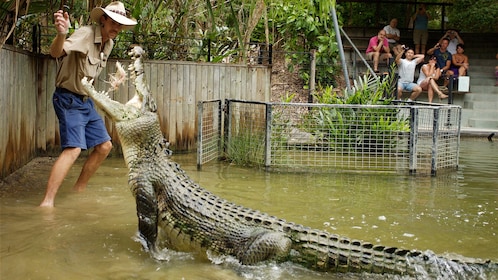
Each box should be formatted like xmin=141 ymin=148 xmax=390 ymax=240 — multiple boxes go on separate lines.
xmin=53 ymin=88 xmax=111 ymax=150
xmin=398 ymin=82 xmax=418 ymax=92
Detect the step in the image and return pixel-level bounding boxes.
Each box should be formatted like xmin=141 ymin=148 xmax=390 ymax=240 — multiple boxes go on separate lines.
xmin=462 ymin=109 xmax=498 ymax=119
xmin=463 ymin=100 xmax=498 ymax=110
xmin=463 ymin=93 xmax=498 ymax=102
xmin=468 ymin=59 xmax=497 ymax=67
xmin=467 ymin=76 xmax=495 ymax=85
xmin=467 ymin=118 xmax=498 ymax=129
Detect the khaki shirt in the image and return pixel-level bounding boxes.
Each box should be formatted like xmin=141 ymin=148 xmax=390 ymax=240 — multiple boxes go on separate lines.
xmin=55 ymin=25 xmax=114 ymax=95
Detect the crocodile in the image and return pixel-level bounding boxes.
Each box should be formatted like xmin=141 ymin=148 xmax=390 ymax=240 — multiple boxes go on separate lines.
xmin=81 ymin=46 xmax=496 ymax=278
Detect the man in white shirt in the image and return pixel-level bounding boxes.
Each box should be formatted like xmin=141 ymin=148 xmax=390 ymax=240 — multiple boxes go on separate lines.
xmin=383 ymin=18 xmax=400 ymax=50
xmin=395 ymin=45 xmax=425 ymax=101
xmin=437 ymin=29 xmax=464 ymax=54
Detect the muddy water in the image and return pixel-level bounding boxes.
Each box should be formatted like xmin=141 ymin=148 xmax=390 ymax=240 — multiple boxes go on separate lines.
xmin=1 ymin=139 xmax=497 ymax=279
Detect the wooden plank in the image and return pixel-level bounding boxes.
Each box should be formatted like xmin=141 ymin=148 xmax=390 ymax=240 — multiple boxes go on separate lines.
xmin=178 ymin=64 xmax=186 ymax=150
xmin=162 ymin=63 xmax=172 ymax=142
xmin=46 ymin=59 xmax=57 ymax=150
xmin=169 ymin=64 xmax=178 ymax=146
xmin=155 ymin=62 xmax=165 ymax=135
xmin=0 ymin=48 xmax=6 ymax=170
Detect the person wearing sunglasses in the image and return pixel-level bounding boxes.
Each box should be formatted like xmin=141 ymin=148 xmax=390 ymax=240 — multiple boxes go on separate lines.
xmin=416 ymin=56 xmax=448 ymax=103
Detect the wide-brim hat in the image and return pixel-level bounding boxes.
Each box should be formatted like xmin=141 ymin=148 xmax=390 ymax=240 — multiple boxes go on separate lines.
xmin=90 ymin=1 xmax=137 ymax=30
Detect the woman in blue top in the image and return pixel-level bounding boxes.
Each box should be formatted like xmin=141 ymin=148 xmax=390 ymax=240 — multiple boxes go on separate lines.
xmin=411 ymin=4 xmax=430 ymax=55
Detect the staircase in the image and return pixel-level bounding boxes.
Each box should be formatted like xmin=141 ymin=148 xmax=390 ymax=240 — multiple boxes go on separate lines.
xmin=341 ymin=28 xmax=498 ymax=136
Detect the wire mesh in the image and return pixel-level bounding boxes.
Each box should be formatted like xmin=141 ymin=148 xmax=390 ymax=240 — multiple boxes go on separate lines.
xmin=198 ymin=100 xmax=461 ymax=176
xmin=224 ymin=100 xmax=267 ymax=166
xmin=268 ymin=103 xmax=411 ymax=173
xmin=197 ymin=100 xmax=222 ymax=168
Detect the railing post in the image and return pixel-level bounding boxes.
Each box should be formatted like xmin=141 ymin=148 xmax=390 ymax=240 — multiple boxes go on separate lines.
xmin=409 ymin=106 xmax=418 ymax=175
xmin=431 ymin=108 xmax=440 ymax=176
xmin=32 ymin=24 xmax=41 ymax=54
xmin=264 ymin=103 xmax=272 ymax=170
xmin=448 ymin=74 xmax=454 ymax=104
xmin=268 ymin=43 xmax=273 ymax=65
xmin=207 ymin=38 xmax=211 ymax=62
xmin=224 ymin=99 xmax=231 ymax=156
xmin=196 ymin=101 xmax=204 ymax=170
xmin=217 ymin=100 xmax=223 ymax=160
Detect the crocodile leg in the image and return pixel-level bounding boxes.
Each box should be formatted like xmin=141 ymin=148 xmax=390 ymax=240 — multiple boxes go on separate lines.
xmin=237 ymin=230 xmax=292 ymax=265
xmin=132 ymin=179 xmax=158 ymax=251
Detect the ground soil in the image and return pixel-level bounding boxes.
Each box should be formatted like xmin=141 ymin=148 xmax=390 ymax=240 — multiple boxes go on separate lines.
xmin=0 ymin=157 xmax=56 ymax=197
xmin=269 ymin=50 xmax=309 ymax=103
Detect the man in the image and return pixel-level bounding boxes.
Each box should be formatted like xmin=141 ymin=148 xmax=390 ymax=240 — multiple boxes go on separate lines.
xmin=40 ymin=2 xmax=137 ymax=207
xmin=411 ymin=4 xmax=430 ymax=54
xmin=427 ymin=38 xmax=454 ymax=88
xmin=366 ymin=29 xmax=392 ymax=73
xmin=437 ymin=29 xmax=464 ymax=54
xmin=395 ymin=45 xmax=425 ymax=101
xmin=383 ymin=18 xmax=400 ymax=50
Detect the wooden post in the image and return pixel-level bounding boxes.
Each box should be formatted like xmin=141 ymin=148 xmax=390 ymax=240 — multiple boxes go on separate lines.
xmin=309 ymin=49 xmax=316 ymax=103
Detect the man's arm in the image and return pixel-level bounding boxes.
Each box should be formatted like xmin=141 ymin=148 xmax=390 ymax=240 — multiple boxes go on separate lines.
xmin=454 ymin=31 xmax=464 ymax=44
xmin=443 ymin=59 xmax=451 ymax=71
xmin=395 ymin=48 xmax=404 ymax=64
xmin=414 ymin=54 xmax=425 ymax=64
xmin=49 ymin=10 xmax=70 ymax=58
xmin=427 ymin=43 xmax=440 ymax=55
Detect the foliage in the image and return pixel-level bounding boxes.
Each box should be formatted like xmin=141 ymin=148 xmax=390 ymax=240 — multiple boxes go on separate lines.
xmin=304 ymin=74 xmax=409 ymax=153
xmin=262 ymin=0 xmax=340 ymax=87
xmin=337 ymin=0 xmax=498 ymax=33
xmin=225 ymin=129 xmax=265 ymax=167
xmin=446 ymin=0 xmax=498 ymax=32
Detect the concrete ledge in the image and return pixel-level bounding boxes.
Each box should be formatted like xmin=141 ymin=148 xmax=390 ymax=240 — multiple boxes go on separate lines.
xmin=460 ymin=127 xmax=498 ymax=138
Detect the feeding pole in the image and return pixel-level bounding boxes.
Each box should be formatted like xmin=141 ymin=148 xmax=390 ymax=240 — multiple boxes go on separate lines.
xmin=330 ymin=3 xmax=351 ymax=90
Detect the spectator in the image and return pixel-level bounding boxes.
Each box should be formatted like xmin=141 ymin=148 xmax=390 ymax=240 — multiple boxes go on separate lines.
xmin=366 ymin=29 xmax=392 ymax=73
xmin=411 ymin=4 xmax=430 ymax=54
xmin=417 ymin=56 xmax=448 ymax=103
xmin=395 ymin=45 xmax=425 ymax=101
xmin=427 ymin=38 xmax=454 ymax=88
xmin=451 ymin=44 xmax=469 ymax=77
xmin=383 ymin=18 xmax=400 ymax=50
xmin=437 ymin=29 xmax=464 ymax=54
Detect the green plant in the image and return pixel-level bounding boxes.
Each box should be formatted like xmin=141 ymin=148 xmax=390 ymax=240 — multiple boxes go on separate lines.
xmin=305 ymin=73 xmax=408 ymax=153
xmin=225 ymin=130 xmax=265 ymax=166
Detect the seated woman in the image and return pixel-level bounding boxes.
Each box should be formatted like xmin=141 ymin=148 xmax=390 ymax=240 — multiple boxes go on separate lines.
xmin=417 ymin=56 xmax=448 ymax=103
xmin=451 ymin=44 xmax=469 ymax=77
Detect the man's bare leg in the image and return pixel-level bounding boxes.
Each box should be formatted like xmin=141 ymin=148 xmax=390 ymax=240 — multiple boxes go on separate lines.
xmin=373 ymin=52 xmax=380 ymax=71
xmin=409 ymin=86 xmax=422 ymax=101
xmin=39 ymin=147 xmax=82 ymax=207
xmin=73 ymin=141 xmax=112 ymax=192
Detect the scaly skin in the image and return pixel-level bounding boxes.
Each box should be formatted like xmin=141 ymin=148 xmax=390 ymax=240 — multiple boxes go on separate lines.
xmin=81 ymin=46 xmax=496 ymax=278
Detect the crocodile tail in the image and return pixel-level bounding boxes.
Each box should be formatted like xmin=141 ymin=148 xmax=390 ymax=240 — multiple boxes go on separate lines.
xmin=289 ymin=229 xmax=416 ymax=274
xmin=288 ymin=228 xmax=497 ymax=277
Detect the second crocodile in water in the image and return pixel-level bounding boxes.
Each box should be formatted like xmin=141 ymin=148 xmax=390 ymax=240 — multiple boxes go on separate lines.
xmin=81 ymin=46 xmax=496 ymax=279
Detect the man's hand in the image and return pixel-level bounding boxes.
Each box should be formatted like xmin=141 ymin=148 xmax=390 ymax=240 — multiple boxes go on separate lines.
xmin=54 ymin=10 xmax=70 ymax=35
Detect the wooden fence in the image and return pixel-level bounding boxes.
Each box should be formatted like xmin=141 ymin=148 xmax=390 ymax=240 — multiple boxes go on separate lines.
xmin=0 ymin=45 xmax=271 ymax=178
